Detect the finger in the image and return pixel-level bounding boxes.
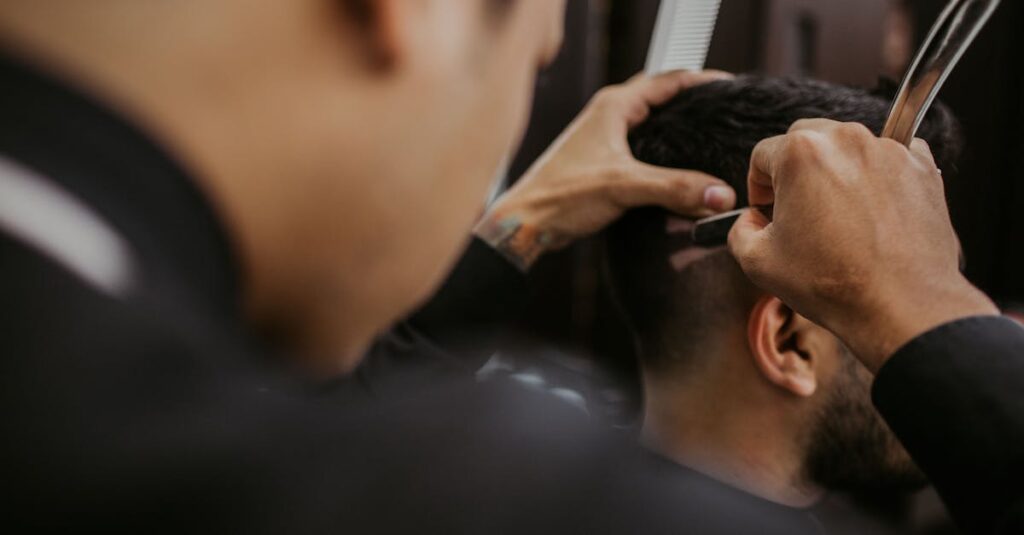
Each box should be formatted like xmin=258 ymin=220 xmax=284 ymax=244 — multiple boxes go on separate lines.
xmin=727 ymin=207 xmax=772 ymax=274
xmin=788 ymin=117 xmax=843 ymax=133
xmin=619 ymin=70 xmax=734 ymax=127
xmin=666 ymin=216 xmax=695 ymax=235
xmin=627 ymin=68 xmax=734 ymax=83
xmin=617 ymin=162 xmax=736 ymax=217
xmin=748 ymin=136 xmax=788 ymax=207
xmin=625 ymin=70 xmax=735 ymax=104
xmin=910 ymin=138 xmax=938 ymax=167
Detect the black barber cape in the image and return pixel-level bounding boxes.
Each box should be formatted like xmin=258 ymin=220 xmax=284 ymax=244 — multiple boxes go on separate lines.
xmin=0 ymin=53 xmax=1021 ymax=534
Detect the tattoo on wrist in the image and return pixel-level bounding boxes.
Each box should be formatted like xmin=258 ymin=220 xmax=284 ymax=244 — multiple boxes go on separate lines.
xmin=474 ymin=213 xmax=554 ymax=272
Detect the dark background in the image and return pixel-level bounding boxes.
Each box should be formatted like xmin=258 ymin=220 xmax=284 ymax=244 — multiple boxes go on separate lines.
xmin=504 ymin=0 xmax=1024 ymax=381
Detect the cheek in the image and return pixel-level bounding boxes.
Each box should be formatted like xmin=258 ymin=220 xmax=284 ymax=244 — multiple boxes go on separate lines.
xmin=380 ymin=28 xmax=544 ymax=295
xmin=441 ymin=57 xmax=537 ymax=213
xmin=545 ymin=2 xmax=568 ymax=62
xmin=482 ymin=61 xmax=538 ymax=166
xmin=396 ymin=101 xmax=527 ymax=292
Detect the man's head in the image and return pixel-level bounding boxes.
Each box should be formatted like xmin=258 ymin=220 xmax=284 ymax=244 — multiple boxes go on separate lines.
xmin=0 ymin=0 xmax=566 ymax=371
xmin=606 ymin=76 xmax=961 ymax=496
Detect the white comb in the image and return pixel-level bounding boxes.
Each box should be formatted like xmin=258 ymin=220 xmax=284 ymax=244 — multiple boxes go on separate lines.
xmin=645 ymin=0 xmax=723 ymax=75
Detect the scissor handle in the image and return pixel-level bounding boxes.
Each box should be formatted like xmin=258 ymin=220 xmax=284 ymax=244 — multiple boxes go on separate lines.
xmin=882 ymin=0 xmax=1001 ymax=146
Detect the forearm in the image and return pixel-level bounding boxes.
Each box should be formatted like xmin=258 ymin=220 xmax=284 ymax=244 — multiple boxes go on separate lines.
xmin=873 ymin=316 xmax=1024 ymax=534
xmin=473 ymin=205 xmax=565 ymax=272
xmin=837 ymin=275 xmax=999 ymax=373
xmin=475 ymin=71 xmax=738 ymax=272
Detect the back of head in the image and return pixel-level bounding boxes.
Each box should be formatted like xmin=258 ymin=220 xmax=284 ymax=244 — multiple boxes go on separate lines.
xmin=606 ymin=76 xmax=962 ymax=372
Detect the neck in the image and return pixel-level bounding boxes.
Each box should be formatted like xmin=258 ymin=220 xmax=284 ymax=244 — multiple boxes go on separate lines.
xmin=641 ymin=366 xmax=824 ymax=508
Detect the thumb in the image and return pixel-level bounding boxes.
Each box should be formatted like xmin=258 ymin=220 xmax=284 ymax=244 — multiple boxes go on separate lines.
xmin=728 ymin=207 xmax=772 ymax=277
xmin=621 ymin=161 xmax=737 ymax=217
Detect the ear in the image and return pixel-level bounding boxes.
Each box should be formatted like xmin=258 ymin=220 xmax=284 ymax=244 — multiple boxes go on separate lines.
xmin=747 ymin=296 xmax=818 ymax=398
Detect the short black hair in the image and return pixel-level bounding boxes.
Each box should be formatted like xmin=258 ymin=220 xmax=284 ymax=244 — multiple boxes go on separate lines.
xmin=605 ymin=76 xmax=962 ymax=371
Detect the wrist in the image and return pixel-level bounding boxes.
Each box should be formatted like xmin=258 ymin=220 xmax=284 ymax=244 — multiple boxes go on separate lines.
xmin=473 ymin=200 xmax=553 ymax=272
xmin=839 ymin=277 xmax=999 ymax=373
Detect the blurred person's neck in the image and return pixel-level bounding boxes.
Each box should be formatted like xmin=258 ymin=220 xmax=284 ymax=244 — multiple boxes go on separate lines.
xmin=641 ymin=338 xmax=825 ymax=508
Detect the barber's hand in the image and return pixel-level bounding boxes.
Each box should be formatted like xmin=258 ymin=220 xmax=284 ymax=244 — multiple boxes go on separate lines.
xmin=475 ymin=70 xmax=736 ymax=271
xmin=729 ymin=119 xmax=999 ymax=372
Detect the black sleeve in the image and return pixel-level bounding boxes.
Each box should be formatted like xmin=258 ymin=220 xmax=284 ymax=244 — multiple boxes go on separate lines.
xmin=872 ymin=316 xmax=1024 ymax=534
xmin=406 ymin=237 xmax=528 ymax=353
xmin=357 ymin=237 xmax=528 ymax=388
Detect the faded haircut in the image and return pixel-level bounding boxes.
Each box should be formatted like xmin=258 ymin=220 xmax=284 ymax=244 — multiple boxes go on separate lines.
xmin=604 ymin=76 xmax=962 ymax=372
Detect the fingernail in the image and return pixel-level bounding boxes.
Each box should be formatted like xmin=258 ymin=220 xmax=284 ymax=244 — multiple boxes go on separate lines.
xmin=703 ymin=185 xmax=735 ymax=211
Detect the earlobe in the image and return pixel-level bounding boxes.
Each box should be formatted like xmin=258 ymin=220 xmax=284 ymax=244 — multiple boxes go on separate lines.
xmin=747 ymin=296 xmax=818 ymax=398
xmin=343 ymin=0 xmax=405 ymax=70
xmin=376 ymin=0 xmax=411 ymax=68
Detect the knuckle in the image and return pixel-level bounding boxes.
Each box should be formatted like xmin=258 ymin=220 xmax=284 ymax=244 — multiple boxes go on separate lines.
xmin=669 ymin=180 xmax=700 ymax=206
xmin=909 ymin=155 xmax=942 ymax=182
xmin=836 ymin=121 xmax=873 ymax=141
xmin=789 ymin=118 xmax=819 ymax=132
xmin=911 ymin=137 xmax=932 ymax=152
xmin=604 ymin=169 xmax=647 ymax=203
xmin=878 ymin=138 xmax=917 ymax=168
xmin=605 ymin=163 xmax=633 ymax=183
xmin=667 ymin=171 xmax=699 ymax=191
xmin=606 ymin=177 xmax=644 ymax=206
xmin=592 ymin=87 xmax=623 ymax=108
xmin=785 ymin=130 xmax=824 ymax=158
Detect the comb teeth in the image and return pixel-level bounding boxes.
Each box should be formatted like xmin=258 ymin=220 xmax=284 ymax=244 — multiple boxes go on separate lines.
xmin=646 ymin=0 xmax=723 ymax=75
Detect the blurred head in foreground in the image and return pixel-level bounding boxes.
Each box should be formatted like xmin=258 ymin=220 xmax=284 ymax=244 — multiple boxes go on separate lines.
xmin=606 ymin=76 xmax=962 ymax=505
xmin=0 ymin=0 xmax=566 ymax=372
